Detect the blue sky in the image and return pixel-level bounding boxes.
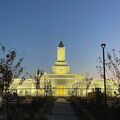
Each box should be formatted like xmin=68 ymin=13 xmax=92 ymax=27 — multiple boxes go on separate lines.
xmin=0 ymin=0 xmax=120 ymax=78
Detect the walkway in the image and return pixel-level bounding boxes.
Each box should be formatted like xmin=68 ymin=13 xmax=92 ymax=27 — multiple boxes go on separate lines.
xmin=48 ymin=98 xmax=78 ymax=120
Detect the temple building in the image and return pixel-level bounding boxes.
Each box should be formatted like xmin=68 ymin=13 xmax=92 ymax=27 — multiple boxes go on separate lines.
xmin=10 ymin=41 xmax=118 ymax=97
xmin=45 ymin=41 xmax=85 ymax=96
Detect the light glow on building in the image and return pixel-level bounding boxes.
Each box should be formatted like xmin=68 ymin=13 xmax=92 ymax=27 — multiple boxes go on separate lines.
xmin=10 ymin=41 xmax=118 ymax=97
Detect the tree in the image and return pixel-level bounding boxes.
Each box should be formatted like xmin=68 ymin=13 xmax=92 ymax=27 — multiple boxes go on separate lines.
xmin=0 ymin=43 xmax=24 ymax=98
xmin=85 ymin=73 xmax=93 ymax=97
xmin=44 ymin=80 xmax=52 ymax=96
xmin=30 ymin=69 xmax=44 ymax=96
xmin=96 ymin=49 xmax=120 ymax=94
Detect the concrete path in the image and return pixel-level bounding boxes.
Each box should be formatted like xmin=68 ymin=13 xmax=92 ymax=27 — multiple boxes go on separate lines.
xmin=48 ymin=98 xmax=78 ymax=120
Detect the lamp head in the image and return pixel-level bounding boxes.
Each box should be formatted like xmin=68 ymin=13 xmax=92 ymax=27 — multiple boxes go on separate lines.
xmin=101 ymin=43 xmax=106 ymax=48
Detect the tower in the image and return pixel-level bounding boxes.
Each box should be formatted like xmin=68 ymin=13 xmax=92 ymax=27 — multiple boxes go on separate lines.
xmin=52 ymin=41 xmax=70 ymax=74
xmin=57 ymin=41 xmax=65 ymax=61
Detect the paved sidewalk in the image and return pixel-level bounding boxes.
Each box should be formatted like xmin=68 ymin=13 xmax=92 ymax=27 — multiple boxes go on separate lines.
xmin=48 ymin=98 xmax=78 ymax=120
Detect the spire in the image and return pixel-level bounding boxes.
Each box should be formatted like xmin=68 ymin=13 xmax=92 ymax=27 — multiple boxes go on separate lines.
xmin=58 ymin=41 xmax=64 ymax=47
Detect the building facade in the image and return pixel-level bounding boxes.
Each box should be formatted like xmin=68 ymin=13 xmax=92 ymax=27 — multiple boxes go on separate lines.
xmin=10 ymin=41 xmax=118 ymax=97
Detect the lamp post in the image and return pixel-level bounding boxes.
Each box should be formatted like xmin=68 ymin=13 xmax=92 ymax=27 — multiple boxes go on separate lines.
xmin=101 ymin=43 xmax=107 ymax=105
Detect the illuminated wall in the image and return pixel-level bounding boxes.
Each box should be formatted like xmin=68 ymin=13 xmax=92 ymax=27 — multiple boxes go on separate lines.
xmin=52 ymin=41 xmax=70 ymax=74
xmin=57 ymin=47 xmax=65 ymax=61
xmin=10 ymin=41 xmax=118 ymax=97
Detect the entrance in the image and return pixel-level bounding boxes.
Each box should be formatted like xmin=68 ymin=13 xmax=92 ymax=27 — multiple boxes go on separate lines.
xmin=54 ymin=86 xmax=67 ymax=96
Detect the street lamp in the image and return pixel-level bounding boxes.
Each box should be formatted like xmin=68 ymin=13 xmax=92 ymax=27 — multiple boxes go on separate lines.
xmin=101 ymin=43 xmax=107 ymax=105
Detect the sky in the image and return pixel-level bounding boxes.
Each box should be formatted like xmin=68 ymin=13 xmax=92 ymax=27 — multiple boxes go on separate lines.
xmin=0 ymin=0 xmax=120 ymax=79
